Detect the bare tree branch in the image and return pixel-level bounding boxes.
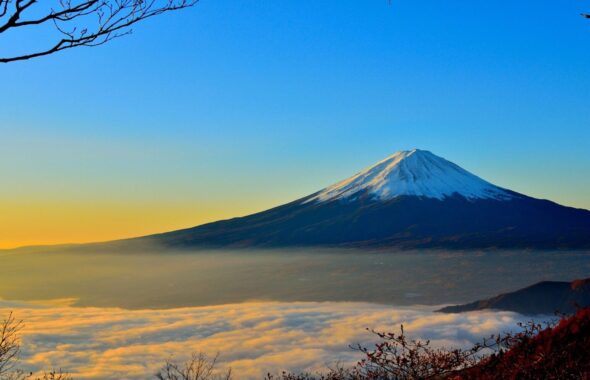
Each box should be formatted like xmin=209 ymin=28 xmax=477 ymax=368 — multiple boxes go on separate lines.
xmin=156 ymin=352 xmax=232 ymax=380
xmin=0 ymin=0 xmax=198 ymax=63
xmin=0 ymin=311 xmax=26 ymax=380
xmin=33 ymin=369 xmax=73 ymax=380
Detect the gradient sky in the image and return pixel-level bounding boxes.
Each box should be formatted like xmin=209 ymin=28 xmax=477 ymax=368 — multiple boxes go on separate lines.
xmin=1 ymin=0 xmax=589 ymax=248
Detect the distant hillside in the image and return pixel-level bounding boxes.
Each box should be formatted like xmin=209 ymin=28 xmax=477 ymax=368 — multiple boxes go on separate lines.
xmin=438 ymin=278 xmax=590 ymax=315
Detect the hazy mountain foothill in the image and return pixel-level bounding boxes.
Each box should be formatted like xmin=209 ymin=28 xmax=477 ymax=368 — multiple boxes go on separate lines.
xmin=438 ymin=277 xmax=590 ymax=315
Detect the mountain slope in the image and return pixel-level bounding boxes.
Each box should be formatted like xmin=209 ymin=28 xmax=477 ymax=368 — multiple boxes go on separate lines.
xmin=437 ymin=278 xmax=590 ymax=315
xmin=146 ymin=149 xmax=590 ymax=250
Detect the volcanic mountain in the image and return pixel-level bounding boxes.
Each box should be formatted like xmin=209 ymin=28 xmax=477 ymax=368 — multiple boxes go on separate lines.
xmin=147 ymin=149 xmax=590 ymax=249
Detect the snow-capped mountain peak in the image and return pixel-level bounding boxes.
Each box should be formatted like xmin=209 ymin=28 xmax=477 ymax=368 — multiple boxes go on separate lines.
xmin=150 ymin=148 xmax=590 ymax=250
xmin=306 ymin=149 xmax=513 ymax=203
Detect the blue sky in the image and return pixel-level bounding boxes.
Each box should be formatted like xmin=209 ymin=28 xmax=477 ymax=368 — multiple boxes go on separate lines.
xmin=1 ymin=0 xmax=589 ymax=246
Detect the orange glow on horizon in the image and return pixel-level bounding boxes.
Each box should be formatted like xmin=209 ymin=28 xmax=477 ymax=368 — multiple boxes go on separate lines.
xmin=0 ymin=199 xmax=268 ymax=249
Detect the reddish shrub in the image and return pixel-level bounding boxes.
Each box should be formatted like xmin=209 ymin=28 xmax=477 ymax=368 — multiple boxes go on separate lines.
xmin=459 ymin=308 xmax=590 ymax=380
xmin=273 ymin=308 xmax=590 ymax=380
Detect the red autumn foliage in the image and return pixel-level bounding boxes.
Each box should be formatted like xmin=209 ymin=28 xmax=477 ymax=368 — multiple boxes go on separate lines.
xmin=272 ymin=308 xmax=590 ymax=380
xmin=457 ymin=307 xmax=590 ymax=380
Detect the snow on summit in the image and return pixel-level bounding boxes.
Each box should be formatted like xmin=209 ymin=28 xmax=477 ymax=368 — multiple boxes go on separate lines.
xmin=307 ymin=149 xmax=513 ymax=203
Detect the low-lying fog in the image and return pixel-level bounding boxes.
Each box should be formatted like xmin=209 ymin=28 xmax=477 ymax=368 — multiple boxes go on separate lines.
xmin=2 ymin=247 xmax=589 ymax=308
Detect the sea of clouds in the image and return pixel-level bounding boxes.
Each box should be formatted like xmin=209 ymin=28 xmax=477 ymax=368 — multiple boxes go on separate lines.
xmin=0 ymin=301 xmax=529 ymax=379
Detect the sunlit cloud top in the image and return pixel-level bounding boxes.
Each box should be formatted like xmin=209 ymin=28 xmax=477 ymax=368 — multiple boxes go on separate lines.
xmin=1 ymin=300 xmax=532 ymax=379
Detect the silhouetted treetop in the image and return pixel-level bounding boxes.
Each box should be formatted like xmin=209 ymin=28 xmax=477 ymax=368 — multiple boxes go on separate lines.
xmin=0 ymin=0 xmax=198 ymax=63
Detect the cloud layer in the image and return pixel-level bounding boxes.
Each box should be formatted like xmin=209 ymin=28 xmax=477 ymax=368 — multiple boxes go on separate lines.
xmin=0 ymin=301 xmax=528 ymax=379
